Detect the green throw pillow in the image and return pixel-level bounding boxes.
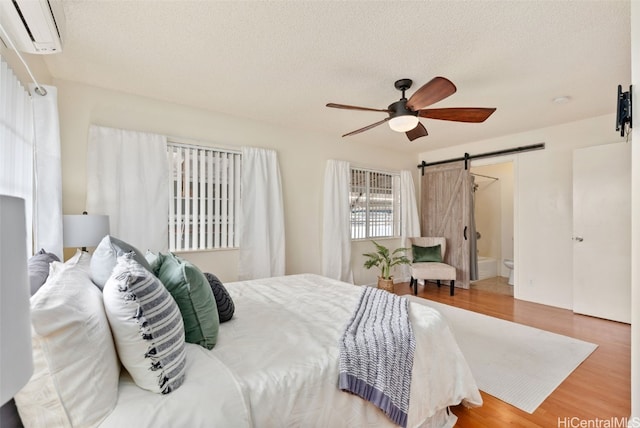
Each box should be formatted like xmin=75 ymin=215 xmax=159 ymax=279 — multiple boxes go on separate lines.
xmin=412 ymin=244 xmax=442 ymax=263
xmin=156 ymin=253 xmax=219 ymax=349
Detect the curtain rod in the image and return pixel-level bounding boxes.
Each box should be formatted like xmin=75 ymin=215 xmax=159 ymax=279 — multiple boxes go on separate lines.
xmin=0 ymin=23 xmax=47 ymax=96
xmin=417 ymin=143 xmax=545 ymax=175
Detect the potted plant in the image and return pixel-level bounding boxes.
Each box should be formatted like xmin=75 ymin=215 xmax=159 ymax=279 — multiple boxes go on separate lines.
xmin=362 ymin=241 xmax=411 ymax=292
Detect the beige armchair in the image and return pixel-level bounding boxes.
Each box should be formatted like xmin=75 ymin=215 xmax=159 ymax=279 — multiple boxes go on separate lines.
xmin=409 ymin=237 xmax=456 ymax=296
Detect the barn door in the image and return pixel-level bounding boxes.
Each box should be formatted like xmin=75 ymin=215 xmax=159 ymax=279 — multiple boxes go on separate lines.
xmin=420 ymin=161 xmax=471 ymax=289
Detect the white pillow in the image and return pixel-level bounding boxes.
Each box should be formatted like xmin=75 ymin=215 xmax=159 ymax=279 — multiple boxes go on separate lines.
xmin=15 ymin=258 xmax=120 ymax=428
xmin=103 ymin=254 xmax=187 ymax=394
xmin=49 ymin=248 xmax=92 ymax=277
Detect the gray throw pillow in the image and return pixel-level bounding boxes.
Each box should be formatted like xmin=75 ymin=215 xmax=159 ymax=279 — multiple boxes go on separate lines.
xmin=0 ymin=399 xmax=23 ymax=428
xmin=204 ymin=272 xmax=235 ymax=323
xmin=27 ymin=249 xmax=60 ymax=295
xmin=90 ymin=235 xmax=153 ymax=289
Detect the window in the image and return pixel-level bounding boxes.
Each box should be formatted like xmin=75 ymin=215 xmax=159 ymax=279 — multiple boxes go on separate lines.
xmin=1 ymin=56 xmax=35 ymax=255
xmin=167 ymin=142 xmax=241 ymax=251
xmin=350 ymin=167 xmax=401 ymax=240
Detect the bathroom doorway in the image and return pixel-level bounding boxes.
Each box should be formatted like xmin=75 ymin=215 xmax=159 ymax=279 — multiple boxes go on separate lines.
xmin=469 ymin=158 xmax=515 ymax=296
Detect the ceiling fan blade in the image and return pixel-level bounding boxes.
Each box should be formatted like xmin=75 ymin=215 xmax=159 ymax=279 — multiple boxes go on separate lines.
xmin=406 ymin=122 xmax=428 ymax=141
xmin=418 ymin=107 xmax=497 ymax=123
xmin=406 ymin=77 xmax=457 ymax=111
xmin=326 ymin=103 xmax=391 ymax=113
xmin=342 ymin=117 xmax=391 ymax=137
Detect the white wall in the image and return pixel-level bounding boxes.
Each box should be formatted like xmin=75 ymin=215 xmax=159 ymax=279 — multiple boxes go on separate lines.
xmin=630 ymin=0 xmax=639 ymax=420
xmin=419 ymin=114 xmax=625 ymax=310
xmin=472 ymin=169 xmax=501 ymax=259
xmin=470 ymin=162 xmax=514 ymax=277
xmin=53 ymin=79 xmax=417 ymax=285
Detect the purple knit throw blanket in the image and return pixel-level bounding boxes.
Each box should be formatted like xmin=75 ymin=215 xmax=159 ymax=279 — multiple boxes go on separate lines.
xmin=338 ymin=287 xmax=416 ymax=427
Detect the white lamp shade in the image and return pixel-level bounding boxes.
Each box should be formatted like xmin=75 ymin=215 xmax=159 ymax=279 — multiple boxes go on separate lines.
xmin=0 ymin=195 xmax=33 ymax=405
xmin=63 ymin=214 xmax=110 ymax=249
xmin=388 ymin=115 xmax=419 ymax=133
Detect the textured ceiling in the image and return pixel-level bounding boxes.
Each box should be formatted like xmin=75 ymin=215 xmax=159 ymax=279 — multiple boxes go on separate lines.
xmin=43 ymin=0 xmax=630 ymax=153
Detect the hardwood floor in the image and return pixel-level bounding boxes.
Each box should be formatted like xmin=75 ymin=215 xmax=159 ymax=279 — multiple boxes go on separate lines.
xmin=470 ymin=276 xmax=513 ymax=297
xmin=393 ymin=281 xmax=631 ymax=427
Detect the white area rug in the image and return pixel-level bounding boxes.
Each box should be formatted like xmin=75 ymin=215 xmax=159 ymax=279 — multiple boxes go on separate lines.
xmin=407 ymin=296 xmax=598 ymax=414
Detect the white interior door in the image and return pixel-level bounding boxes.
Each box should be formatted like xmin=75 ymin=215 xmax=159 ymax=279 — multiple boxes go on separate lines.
xmin=573 ymin=142 xmax=631 ymax=323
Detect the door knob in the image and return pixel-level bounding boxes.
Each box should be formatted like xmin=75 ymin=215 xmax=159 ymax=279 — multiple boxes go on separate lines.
xmin=573 ymin=236 xmax=584 ymax=242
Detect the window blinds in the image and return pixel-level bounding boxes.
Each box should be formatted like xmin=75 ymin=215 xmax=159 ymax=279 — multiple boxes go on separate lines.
xmin=349 ymin=168 xmax=400 ymax=240
xmin=168 ymin=143 xmax=241 ymax=251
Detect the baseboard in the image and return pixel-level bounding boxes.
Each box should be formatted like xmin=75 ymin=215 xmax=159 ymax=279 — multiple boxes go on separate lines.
xmin=364 ymin=277 xmax=411 ymax=288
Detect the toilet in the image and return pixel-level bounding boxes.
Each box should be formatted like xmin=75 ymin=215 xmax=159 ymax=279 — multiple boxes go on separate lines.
xmin=503 ymin=259 xmax=514 ymax=285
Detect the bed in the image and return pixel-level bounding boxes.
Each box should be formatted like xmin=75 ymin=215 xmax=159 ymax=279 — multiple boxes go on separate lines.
xmin=99 ymin=273 xmax=482 ymax=428
xmin=14 ymin=245 xmax=480 ymax=428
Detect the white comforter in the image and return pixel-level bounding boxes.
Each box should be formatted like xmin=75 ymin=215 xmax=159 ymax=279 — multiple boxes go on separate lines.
xmin=101 ymin=274 xmax=481 ymax=428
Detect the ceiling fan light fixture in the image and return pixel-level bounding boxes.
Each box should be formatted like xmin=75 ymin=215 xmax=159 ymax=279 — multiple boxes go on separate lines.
xmin=389 ymin=115 xmax=419 ymax=132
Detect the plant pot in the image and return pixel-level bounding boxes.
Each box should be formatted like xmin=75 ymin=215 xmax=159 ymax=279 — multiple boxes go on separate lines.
xmin=377 ymin=277 xmax=394 ymax=293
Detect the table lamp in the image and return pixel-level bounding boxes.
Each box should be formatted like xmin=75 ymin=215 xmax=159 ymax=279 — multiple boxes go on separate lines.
xmin=0 ymin=195 xmax=33 ymax=405
xmin=63 ymin=212 xmax=110 ymax=251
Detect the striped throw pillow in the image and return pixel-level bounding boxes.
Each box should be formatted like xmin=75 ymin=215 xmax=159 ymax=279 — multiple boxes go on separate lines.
xmin=103 ymin=253 xmax=186 ymax=394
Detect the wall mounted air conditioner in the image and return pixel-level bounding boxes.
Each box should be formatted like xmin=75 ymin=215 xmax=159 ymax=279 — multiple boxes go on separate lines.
xmin=0 ymin=0 xmax=65 ymax=54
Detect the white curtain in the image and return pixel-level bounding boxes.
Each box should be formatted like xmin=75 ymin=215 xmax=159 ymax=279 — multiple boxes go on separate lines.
xmin=86 ymin=125 xmax=169 ymax=253
xmin=400 ymin=170 xmax=420 ymax=281
xmin=30 ymin=84 xmax=63 ymax=260
xmin=0 ymin=57 xmax=34 ymax=256
xmin=322 ymin=160 xmax=353 ymax=283
xmin=239 ymin=147 xmax=285 ymax=280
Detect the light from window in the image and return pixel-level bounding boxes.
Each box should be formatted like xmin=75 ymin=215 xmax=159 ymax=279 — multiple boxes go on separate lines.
xmin=350 ymin=168 xmax=401 ymax=240
xmin=167 ymin=142 xmax=241 ymax=251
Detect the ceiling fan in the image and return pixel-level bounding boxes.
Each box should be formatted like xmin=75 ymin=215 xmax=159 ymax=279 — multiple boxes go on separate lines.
xmin=326 ymin=77 xmax=496 ymax=141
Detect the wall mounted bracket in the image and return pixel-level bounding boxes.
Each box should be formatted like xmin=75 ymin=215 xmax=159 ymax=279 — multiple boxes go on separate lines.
xmin=616 ymin=84 xmax=632 ymax=137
